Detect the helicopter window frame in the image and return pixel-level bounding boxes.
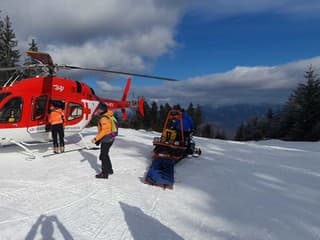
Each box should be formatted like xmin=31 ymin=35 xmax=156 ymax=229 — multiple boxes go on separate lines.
xmin=0 ymin=96 xmax=23 ymax=123
xmin=32 ymin=95 xmax=48 ymax=121
xmin=67 ymin=102 xmax=83 ymax=121
xmin=75 ymin=81 xmax=82 ymax=93
xmin=0 ymin=92 xmax=11 ymax=103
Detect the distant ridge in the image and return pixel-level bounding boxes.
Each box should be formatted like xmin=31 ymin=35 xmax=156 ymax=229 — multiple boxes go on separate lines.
xmin=202 ymin=103 xmax=283 ymax=132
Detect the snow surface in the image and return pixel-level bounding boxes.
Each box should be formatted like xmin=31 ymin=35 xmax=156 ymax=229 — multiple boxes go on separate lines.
xmin=1 ymin=127 xmax=320 ymax=240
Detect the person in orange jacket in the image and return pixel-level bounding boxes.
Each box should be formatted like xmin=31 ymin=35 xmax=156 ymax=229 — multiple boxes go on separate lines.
xmin=48 ymin=102 xmax=65 ymax=153
xmin=92 ymin=102 xmax=115 ymax=179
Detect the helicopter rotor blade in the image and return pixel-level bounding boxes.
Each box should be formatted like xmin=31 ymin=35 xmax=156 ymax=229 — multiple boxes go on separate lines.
xmin=0 ymin=66 xmax=22 ymax=72
xmin=19 ymin=51 xmax=179 ymax=81
xmin=61 ymin=65 xmax=179 ymax=81
xmin=0 ymin=65 xmax=42 ymax=72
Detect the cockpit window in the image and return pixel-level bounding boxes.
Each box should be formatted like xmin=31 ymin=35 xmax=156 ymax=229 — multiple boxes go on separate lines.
xmin=0 ymin=92 xmax=11 ymax=103
xmin=0 ymin=97 xmax=23 ymax=123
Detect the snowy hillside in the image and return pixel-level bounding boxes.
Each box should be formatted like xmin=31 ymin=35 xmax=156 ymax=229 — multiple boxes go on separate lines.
xmin=0 ymin=128 xmax=320 ymax=240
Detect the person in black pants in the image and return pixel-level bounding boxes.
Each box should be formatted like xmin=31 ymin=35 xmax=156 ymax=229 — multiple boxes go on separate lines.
xmin=48 ymin=103 xmax=65 ymax=153
xmin=99 ymin=141 xmax=114 ymax=177
xmin=92 ymin=103 xmax=115 ymax=179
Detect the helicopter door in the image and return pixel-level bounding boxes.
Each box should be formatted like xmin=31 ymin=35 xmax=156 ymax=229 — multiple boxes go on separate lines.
xmin=32 ymin=96 xmax=47 ymax=122
xmin=27 ymin=95 xmax=48 ymax=134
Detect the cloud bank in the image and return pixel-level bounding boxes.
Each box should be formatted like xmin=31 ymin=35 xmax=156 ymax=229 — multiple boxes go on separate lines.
xmin=125 ymin=56 xmax=320 ymax=107
xmin=1 ymin=0 xmax=184 ymax=72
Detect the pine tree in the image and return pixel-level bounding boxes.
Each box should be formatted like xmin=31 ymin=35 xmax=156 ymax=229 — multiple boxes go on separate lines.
xmin=23 ymin=38 xmax=41 ymax=78
xmin=187 ymin=103 xmax=194 ymax=118
xmin=173 ymin=104 xmax=181 ymax=110
xmin=150 ymin=101 xmax=158 ymax=130
xmin=268 ymin=110 xmax=282 ymax=139
xmin=266 ymin=108 xmax=273 ymax=120
xmin=235 ymin=123 xmax=245 ymax=140
xmin=193 ymin=104 xmax=203 ymax=135
xmin=202 ymin=123 xmax=213 ymax=138
xmin=0 ymin=15 xmax=20 ymax=86
xmin=281 ymin=65 xmax=320 ymax=140
xmin=130 ymin=108 xmax=143 ymax=129
xmin=215 ymin=129 xmax=227 ymax=140
xmin=159 ymin=104 xmax=169 ymax=131
xmin=0 ymin=14 xmax=5 ymax=85
xmin=142 ymin=101 xmax=152 ymax=129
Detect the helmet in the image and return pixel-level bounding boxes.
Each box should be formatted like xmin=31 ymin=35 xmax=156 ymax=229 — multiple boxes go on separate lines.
xmin=97 ymin=102 xmax=108 ymax=112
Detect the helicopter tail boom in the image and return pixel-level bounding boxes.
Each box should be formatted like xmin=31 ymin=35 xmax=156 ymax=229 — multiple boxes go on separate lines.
xmin=98 ymin=78 xmax=144 ymax=120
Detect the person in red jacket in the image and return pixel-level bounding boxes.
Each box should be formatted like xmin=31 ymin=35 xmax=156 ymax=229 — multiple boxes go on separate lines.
xmin=92 ymin=103 xmax=115 ymax=179
xmin=48 ymin=102 xmax=65 ymax=153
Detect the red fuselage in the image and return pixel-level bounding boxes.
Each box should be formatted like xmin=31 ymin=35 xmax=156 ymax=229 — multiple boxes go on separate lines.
xmin=0 ymin=76 xmax=100 ymax=143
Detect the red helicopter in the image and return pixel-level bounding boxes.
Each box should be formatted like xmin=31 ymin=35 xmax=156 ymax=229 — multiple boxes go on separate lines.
xmin=0 ymin=51 xmax=177 ymax=155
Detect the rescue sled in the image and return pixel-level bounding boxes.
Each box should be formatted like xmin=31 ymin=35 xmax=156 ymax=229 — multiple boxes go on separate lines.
xmin=144 ymin=109 xmax=201 ymax=189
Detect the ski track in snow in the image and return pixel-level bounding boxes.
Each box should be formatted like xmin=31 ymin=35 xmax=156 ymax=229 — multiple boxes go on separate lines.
xmin=0 ymin=186 xmax=97 ymax=225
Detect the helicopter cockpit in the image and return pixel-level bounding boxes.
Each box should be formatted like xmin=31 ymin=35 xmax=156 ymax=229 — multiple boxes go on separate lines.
xmin=0 ymin=93 xmax=23 ymax=123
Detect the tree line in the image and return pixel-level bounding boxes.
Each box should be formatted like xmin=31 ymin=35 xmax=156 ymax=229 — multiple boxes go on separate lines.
xmin=235 ymin=66 xmax=320 ymax=141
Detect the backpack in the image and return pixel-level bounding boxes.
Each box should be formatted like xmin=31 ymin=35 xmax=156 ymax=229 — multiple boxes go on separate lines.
xmin=104 ymin=115 xmax=118 ymax=137
xmin=110 ymin=115 xmax=119 ymax=137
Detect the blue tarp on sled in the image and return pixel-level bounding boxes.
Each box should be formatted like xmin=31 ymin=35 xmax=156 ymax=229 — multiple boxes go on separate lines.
xmin=144 ymin=158 xmax=175 ymax=187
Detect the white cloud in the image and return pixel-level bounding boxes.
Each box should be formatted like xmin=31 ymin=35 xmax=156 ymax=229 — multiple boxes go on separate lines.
xmin=2 ymin=0 xmax=318 ymax=75
xmin=95 ymin=81 xmax=121 ymax=92
xmin=1 ymin=0 xmax=183 ymax=74
xmin=127 ymin=56 xmax=320 ymax=107
xmin=2 ymin=0 xmax=318 ymax=74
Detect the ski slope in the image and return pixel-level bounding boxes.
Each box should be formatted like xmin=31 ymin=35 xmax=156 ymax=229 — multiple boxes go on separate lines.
xmin=0 ymin=127 xmax=320 ymax=240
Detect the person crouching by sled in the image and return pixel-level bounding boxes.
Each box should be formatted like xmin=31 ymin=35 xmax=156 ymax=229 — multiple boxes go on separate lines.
xmin=92 ymin=103 xmax=115 ymax=179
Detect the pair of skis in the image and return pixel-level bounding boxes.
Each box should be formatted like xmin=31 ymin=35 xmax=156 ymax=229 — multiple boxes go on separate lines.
xmin=42 ymin=146 xmax=99 ymax=157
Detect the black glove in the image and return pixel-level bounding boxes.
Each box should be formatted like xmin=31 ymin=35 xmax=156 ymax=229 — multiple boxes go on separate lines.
xmin=45 ymin=124 xmax=51 ymax=132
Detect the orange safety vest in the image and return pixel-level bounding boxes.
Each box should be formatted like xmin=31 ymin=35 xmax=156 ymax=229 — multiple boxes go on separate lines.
xmin=49 ymin=108 xmax=64 ymax=125
xmin=94 ymin=111 xmax=113 ymax=141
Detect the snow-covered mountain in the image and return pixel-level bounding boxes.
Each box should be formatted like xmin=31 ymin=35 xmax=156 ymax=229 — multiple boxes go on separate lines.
xmin=0 ymin=127 xmax=320 ymax=240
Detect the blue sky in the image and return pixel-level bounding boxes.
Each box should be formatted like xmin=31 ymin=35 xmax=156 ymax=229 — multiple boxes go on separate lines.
xmin=156 ymin=12 xmax=320 ymax=78
xmin=2 ymin=0 xmax=320 ymax=108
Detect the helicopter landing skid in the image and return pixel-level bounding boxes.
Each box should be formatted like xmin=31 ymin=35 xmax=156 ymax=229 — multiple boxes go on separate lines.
xmin=9 ymin=140 xmax=38 ymax=160
xmin=8 ymin=133 xmax=93 ymax=160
